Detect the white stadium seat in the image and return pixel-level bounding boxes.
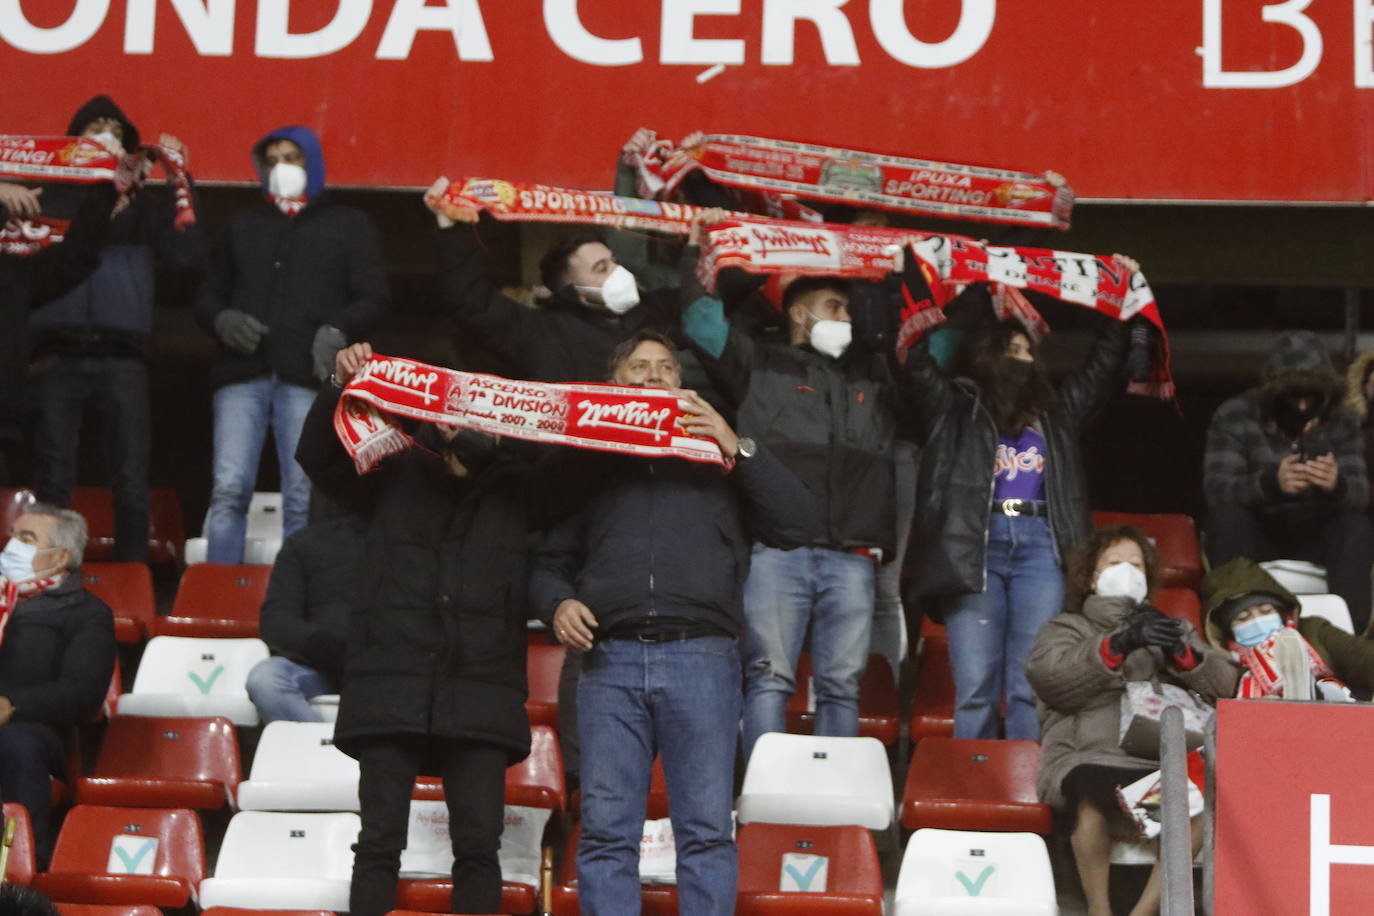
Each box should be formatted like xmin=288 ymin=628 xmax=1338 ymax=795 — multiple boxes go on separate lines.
xmin=1299 ymin=593 xmax=1356 ymax=635
xmin=737 ymin=733 xmax=894 ymax=830
xmin=237 ymin=721 xmax=360 ymax=812
xmin=895 ymin=828 xmax=1057 ymax=915
xmin=198 ymin=810 xmax=358 ymax=910
xmin=117 ymin=636 xmax=268 ymax=726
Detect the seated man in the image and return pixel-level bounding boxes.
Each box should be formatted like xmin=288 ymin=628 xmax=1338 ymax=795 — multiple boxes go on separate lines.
xmin=245 ymin=503 xmax=364 ymax=723
xmin=0 ymin=504 xmax=116 ymax=865
xmin=1202 ymin=557 xmax=1374 ymax=699
xmin=1203 ymin=330 xmax=1374 ymax=634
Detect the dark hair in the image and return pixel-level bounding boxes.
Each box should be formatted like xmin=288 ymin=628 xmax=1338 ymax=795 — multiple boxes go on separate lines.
xmin=606 ymin=330 xmax=680 ymax=381
xmin=0 ymin=885 xmax=62 ymax=916
xmin=782 ymin=276 xmax=851 ymax=312
xmin=958 ymin=319 xmax=1056 ymax=435
xmin=1063 ymin=524 xmax=1161 ymax=613
xmin=539 ymin=233 xmax=605 ymax=292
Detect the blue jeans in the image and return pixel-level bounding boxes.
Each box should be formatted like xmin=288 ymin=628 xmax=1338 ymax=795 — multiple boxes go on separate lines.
xmin=204 ymin=376 xmax=314 ymax=563
xmin=942 ymin=514 xmax=1064 ymax=740
xmin=31 ymin=356 xmax=150 ymax=562
xmin=741 ymin=546 xmax=875 ymax=762
xmin=245 ymin=656 xmax=335 ymax=723
xmin=577 ymin=636 xmax=740 ymax=916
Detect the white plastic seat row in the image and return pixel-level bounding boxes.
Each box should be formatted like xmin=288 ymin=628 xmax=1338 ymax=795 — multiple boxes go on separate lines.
xmin=117 ymin=636 xmax=268 ymax=726
xmin=737 ymin=732 xmax=894 ymax=830
xmin=895 ymin=828 xmax=1056 ymax=915
xmin=186 ymin=491 xmax=285 ymax=566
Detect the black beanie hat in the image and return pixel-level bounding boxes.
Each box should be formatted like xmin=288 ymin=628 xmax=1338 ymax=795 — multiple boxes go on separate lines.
xmin=66 ymin=95 xmax=140 ymax=152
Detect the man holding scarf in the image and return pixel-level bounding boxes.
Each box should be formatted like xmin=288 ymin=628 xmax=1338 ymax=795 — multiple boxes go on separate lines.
xmin=0 ymin=505 xmax=116 ymax=865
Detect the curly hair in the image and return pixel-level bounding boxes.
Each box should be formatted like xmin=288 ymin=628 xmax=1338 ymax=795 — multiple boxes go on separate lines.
xmin=1062 ymin=524 xmax=1161 ymax=613
xmin=957 ymin=319 xmax=1056 ymax=435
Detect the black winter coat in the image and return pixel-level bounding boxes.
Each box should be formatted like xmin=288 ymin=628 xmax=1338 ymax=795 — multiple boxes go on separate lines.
xmin=435 ymin=224 xmax=686 ymax=384
xmin=259 ymin=513 xmax=365 ymax=685
xmin=193 ymin=198 xmax=388 ymax=391
xmin=296 ymin=388 xmax=532 ymax=766
xmin=0 ymin=575 xmax=116 ymax=726
xmin=529 ymin=445 xmax=822 ymax=637
xmin=906 ymin=318 xmax=1128 ymax=607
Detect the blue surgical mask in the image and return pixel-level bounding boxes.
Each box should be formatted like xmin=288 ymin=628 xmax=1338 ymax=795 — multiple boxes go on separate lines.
xmin=1233 ymin=612 xmax=1283 ymax=647
xmin=0 ymin=538 xmax=38 ymax=583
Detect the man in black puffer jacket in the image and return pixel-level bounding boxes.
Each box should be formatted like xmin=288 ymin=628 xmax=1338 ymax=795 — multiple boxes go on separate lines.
xmin=530 ymin=331 xmax=820 ymax=915
xmin=0 ymin=504 xmax=116 ymax=866
xmin=195 ymin=126 xmax=387 ymax=564
xmin=244 ymin=504 xmax=364 ymax=723
xmin=296 ymin=343 xmax=533 ymax=916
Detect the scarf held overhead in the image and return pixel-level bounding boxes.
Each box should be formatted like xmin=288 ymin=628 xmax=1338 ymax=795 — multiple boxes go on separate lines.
xmin=626 ymin=131 xmax=1074 ymax=230
xmin=335 ymin=355 xmax=728 ymax=474
xmin=0 ymin=135 xmax=196 ymax=255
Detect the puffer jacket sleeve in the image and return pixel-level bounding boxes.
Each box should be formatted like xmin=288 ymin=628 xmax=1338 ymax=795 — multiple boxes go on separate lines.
xmin=1203 ymin=398 xmax=1271 ymax=508
xmin=1170 ymin=627 xmax=1242 ymax=702
xmin=1326 ymin=412 xmax=1369 ymax=511
xmin=1025 ymin=614 xmax=1125 ymax=713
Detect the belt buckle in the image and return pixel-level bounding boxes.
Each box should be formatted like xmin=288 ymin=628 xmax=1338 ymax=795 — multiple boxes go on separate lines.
xmin=636 ymin=631 xmax=657 ymax=643
xmin=1002 ymin=498 xmax=1021 ymax=517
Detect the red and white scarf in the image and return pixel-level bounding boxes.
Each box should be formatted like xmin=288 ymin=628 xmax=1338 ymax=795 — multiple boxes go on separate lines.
xmin=1231 ymin=622 xmax=1339 ymax=699
xmin=0 ymin=573 xmax=65 ymax=646
xmin=0 ymin=135 xmax=197 ymax=255
xmin=335 ymin=355 xmax=729 ymax=474
xmin=626 ymin=130 xmax=1074 ymax=230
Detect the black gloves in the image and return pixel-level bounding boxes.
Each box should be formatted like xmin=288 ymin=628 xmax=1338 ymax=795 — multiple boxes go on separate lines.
xmin=213 ymin=309 xmax=267 ymax=355
xmin=1109 ymin=605 xmax=1187 ymax=657
xmin=311 ymin=325 xmax=347 ymax=381
xmin=848 ymin=279 xmax=901 ymax=354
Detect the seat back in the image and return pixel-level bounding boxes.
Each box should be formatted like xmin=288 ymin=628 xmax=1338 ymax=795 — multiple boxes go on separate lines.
xmin=900 ymin=738 xmax=1050 ymax=834
xmin=788 ymin=653 xmax=900 ymax=745
xmin=1092 ymin=511 xmax=1202 ymax=589
xmin=83 ymin=563 xmax=156 ymax=643
xmin=737 ymin=822 xmax=883 ymax=897
xmin=1299 ymin=594 xmax=1356 ymax=635
xmin=1259 ymin=559 xmax=1329 ymax=595
xmin=127 ymin=637 xmax=267 ymax=697
xmin=147 ymin=487 xmax=186 ymax=565
xmin=894 ymin=828 xmax=1055 ymax=915
xmin=738 ymin=734 xmax=893 ymax=830
xmin=237 ymin=722 xmax=359 ymax=812
xmin=56 ymin=905 xmax=165 ymax=916
xmin=245 ymin=492 xmax=285 ymax=540
xmin=3 ymin=802 xmax=36 ymax=885
xmin=80 ymin=716 xmax=241 ymax=809
xmin=503 ymin=724 xmax=567 ymax=811
xmin=211 ymin=811 xmax=359 ymax=881
xmin=41 ymin=805 xmax=205 ymax=894
xmin=525 ymin=643 xmax=565 ymax=728
xmin=1156 ymin=588 xmax=1204 ymax=634
xmin=157 ymin=565 xmax=270 ymax=638
xmin=68 ymin=487 xmax=118 ymax=562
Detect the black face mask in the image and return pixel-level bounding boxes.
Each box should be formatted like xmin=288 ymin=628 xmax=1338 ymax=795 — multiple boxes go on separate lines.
xmin=998 ymin=355 xmax=1035 ymax=384
xmin=1274 ymin=394 xmax=1322 ymax=439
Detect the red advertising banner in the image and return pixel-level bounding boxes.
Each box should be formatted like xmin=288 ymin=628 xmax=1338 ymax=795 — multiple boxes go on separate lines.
xmin=1213 ymin=699 xmax=1374 ymax=914
xmin=1 ymin=2 xmax=1371 ymax=202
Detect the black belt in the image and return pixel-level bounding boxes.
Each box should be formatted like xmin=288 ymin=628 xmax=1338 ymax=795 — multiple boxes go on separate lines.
xmin=606 ymin=622 xmax=731 ymax=643
xmin=996 ymin=498 xmax=1049 ymax=518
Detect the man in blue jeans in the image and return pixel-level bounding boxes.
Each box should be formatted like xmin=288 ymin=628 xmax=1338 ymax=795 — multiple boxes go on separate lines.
xmin=245 ymin=505 xmax=363 ymax=722
xmin=194 ymin=126 xmax=386 ymax=561
xmin=681 ymin=270 xmax=900 ymax=762
xmin=530 ymin=332 xmax=818 ymax=914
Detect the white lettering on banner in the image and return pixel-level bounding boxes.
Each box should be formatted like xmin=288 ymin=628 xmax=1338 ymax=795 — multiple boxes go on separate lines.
xmin=1309 ymin=794 xmax=1374 ymax=915
xmin=661 ymin=0 xmax=745 ymax=65
xmin=126 ymin=0 xmax=234 ymax=55
xmin=1202 ymin=0 xmax=1322 ymax=88
xmin=0 ymin=0 xmax=108 ymax=54
xmin=761 ymin=0 xmax=860 ymax=66
xmin=1357 ymin=0 xmax=1374 ymax=87
xmin=576 ymin=400 xmax=673 ymax=440
xmin=357 ymin=360 xmax=442 ymax=404
xmin=869 ymin=0 xmax=996 ymax=69
xmin=544 ymin=0 xmax=643 ymax=65
xmin=375 ymin=0 xmax=492 ymax=60
xmin=257 ymin=0 xmax=371 ymax=58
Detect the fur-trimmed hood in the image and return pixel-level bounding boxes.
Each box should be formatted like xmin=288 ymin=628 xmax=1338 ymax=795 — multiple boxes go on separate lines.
xmin=1200 ymin=557 xmax=1300 ymax=649
xmin=1259 ymin=331 xmax=1345 ymax=411
xmin=1344 ymin=350 xmax=1374 ymax=419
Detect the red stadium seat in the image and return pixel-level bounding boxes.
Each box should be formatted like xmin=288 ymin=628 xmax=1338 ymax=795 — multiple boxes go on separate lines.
xmin=34 ymin=805 xmax=205 ymax=907
xmin=83 ymin=563 xmax=156 ymax=643
xmin=77 ymin=716 xmax=241 ymax=810
xmin=900 ymin=737 xmax=1051 ymax=834
xmin=414 ymin=724 xmax=567 ymax=811
xmin=69 ymin=487 xmax=118 ymax=563
xmin=0 ymin=487 xmax=36 ymax=535
xmin=203 ymin=910 xmax=335 ymax=916
xmin=1156 ymin=587 xmax=1204 ymax=634
xmin=525 ymin=644 xmax=565 ymax=730
xmin=909 ymin=642 xmax=955 ymax=745
xmin=3 ymin=802 xmax=36 ymax=885
xmin=736 ymin=822 xmax=884 ymax=914
xmin=551 ymin=824 xmax=677 ymax=916
xmin=1092 ymin=511 xmax=1203 ymax=590
xmin=786 ymin=653 xmax=900 ymax=745
xmin=152 ymin=564 xmax=270 ymax=639
xmin=146 ymin=488 xmax=185 ymax=565
xmin=395 ymin=881 xmax=536 ymax=915
xmin=56 ymin=906 xmax=165 ymax=916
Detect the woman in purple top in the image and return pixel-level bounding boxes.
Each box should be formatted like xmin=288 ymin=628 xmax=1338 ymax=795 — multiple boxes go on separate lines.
xmin=905 ymin=309 xmax=1132 ymax=740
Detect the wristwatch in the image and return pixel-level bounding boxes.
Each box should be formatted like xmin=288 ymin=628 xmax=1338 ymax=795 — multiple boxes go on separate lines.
xmin=736 ymin=437 xmax=757 ymax=460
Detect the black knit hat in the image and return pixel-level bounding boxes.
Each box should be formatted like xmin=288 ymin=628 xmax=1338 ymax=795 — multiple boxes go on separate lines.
xmin=66 ymin=95 xmax=140 ymax=152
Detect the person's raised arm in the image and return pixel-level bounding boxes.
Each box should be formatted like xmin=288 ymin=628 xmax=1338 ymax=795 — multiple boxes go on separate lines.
xmin=1054 ymin=254 xmax=1136 ymax=427
xmin=678 ymin=210 xmax=758 ymax=407
xmin=295 ymin=342 xmax=382 ymax=515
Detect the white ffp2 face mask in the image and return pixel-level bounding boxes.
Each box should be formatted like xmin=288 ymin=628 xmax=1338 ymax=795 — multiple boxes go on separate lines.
xmin=87 ymin=131 xmax=124 ymax=156
xmin=0 ymin=538 xmax=39 ymax=584
xmin=578 ymin=265 xmax=640 ymax=315
xmin=268 ymin=162 xmax=308 ymax=200
xmin=809 ymin=319 xmax=852 ymax=359
xmin=1094 ymin=562 xmax=1148 ymax=603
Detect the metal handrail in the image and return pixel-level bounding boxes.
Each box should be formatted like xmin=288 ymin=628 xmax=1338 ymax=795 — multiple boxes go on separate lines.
xmin=1160 ymin=705 xmax=1194 ymax=915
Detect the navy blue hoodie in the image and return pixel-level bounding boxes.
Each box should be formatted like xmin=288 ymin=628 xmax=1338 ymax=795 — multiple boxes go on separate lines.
xmin=193 ymin=125 xmax=388 ymax=390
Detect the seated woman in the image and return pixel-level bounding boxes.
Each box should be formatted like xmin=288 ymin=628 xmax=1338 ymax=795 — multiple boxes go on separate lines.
xmin=1026 ymin=525 xmax=1240 ymax=916
xmin=1202 ymin=556 xmax=1374 ymax=700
